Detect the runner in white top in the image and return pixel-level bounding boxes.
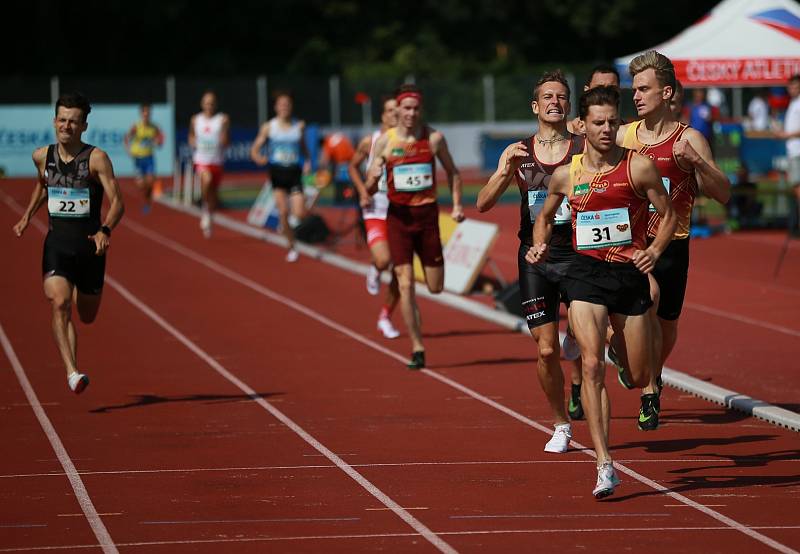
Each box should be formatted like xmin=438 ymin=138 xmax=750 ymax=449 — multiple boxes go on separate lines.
xmin=250 ymin=91 xmax=311 ymax=262
xmin=349 ymin=96 xmax=400 ymax=338
xmin=189 ymin=91 xmax=230 ymax=238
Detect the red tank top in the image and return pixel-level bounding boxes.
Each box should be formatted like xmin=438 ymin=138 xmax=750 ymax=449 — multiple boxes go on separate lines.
xmin=622 ymin=121 xmax=698 ymax=239
xmin=385 ymin=127 xmax=437 ymax=206
xmin=568 ymin=149 xmax=649 ymax=263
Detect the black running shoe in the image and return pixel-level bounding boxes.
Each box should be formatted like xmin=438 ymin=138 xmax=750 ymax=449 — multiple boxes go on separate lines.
xmin=656 ymin=375 xmax=664 ymax=398
xmin=407 ymin=351 xmax=426 ymax=370
xmin=638 ymin=393 xmax=660 ymax=431
xmin=568 ymin=383 xmax=584 ymax=420
xmin=609 ymin=344 xmax=634 ymax=390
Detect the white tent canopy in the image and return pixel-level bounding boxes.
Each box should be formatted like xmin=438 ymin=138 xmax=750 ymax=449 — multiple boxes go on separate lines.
xmin=615 ymin=0 xmax=800 ymax=87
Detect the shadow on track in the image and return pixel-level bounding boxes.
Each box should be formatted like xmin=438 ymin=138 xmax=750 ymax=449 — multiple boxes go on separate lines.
xmin=90 ymin=392 xmax=283 ymax=413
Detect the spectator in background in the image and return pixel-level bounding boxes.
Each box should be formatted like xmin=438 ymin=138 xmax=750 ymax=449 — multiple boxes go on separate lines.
xmin=124 ymin=103 xmax=163 ymax=213
xmin=747 ymin=89 xmax=770 ymax=132
xmin=670 ymin=80 xmax=684 ymax=121
xmin=729 ymin=164 xmax=762 ymax=229
xmin=319 ymin=131 xmax=355 ymax=204
xmin=777 ymin=74 xmax=800 ymax=236
xmin=689 ymin=89 xmax=715 ymax=147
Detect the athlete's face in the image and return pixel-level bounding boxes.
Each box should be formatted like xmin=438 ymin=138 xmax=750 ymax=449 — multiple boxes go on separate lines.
xmin=788 ymin=80 xmax=800 ymax=99
xmin=140 ymin=106 xmax=151 ymax=122
xmin=275 ymin=95 xmax=293 ymax=118
xmin=584 ymin=71 xmax=619 ymax=91
xmin=398 ymin=97 xmax=421 ymax=129
xmin=201 ymin=93 xmax=218 ymax=115
xmin=381 ymin=99 xmax=398 ymax=128
xmin=583 ymin=104 xmax=620 ymax=153
xmin=53 ymin=107 xmax=88 ymax=145
xmin=632 ymin=68 xmax=672 ymax=117
xmin=532 ymin=81 xmax=570 ymax=123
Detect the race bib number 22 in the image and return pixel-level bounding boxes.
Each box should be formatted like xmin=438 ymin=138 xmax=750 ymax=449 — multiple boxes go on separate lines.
xmin=48 ymin=187 xmax=90 ymax=218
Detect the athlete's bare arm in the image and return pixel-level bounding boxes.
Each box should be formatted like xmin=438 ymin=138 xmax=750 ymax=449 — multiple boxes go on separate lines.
xmin=299 ymin=121 xmax=312 ymax=174
xmin=677 ymin=128 xmax=731 ymax=204
xmin=349 ymin=135 xmax=372 ymax=208
xmin=154 ymin=124 xmax=164 ymax=147
xmin=528 ymin=164 xmax=571 ymax=263
xmin=13 ymin=148 xmax=48 ymax=237
xmin=477 ymin=141 xmax=527 ymax=213
xmin=123 ymin=125 xmax=135 ymax=150
xmin=188 ymin=115 xmax=197 ymax=149
xmin=631 ymin=153 xmax=676 ymax=274
xmin=431 ymin=131 xmax=465 ymax=222
xmin=250 ymin=122 xmax=271 ymax=166
xmin=364 ymin=133 xmax=390 ymax=195
xmin=615 ymin=122 xmax=631 ymax=146
xmin=89 ymin=148 xmax=125 ymax=256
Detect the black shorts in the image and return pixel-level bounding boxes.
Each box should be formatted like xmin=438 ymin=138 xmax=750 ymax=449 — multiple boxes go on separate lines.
xmin=269 ymin=165 xmax=303 ymax=194
xmin=42 ymin=232 xmax=106 ymax=295
xmin=650 ymin=237 xmax=690 ymax=321
xmin=518 ymin=243 xmax=575 ymax=328
xmin=563 ymin=254 xmax=652 ymax=316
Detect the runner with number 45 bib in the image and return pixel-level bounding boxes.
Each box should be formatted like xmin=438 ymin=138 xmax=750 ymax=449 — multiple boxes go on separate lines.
xmin=364 ymin=84 xmax=465 ymax=370
xmin=528 ymin=86 xmax=675 ymax=499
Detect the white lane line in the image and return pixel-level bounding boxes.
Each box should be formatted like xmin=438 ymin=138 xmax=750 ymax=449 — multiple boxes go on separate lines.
xmin=105 ymin=276 xmax=456 ymax=554
xmin=683 ymin=301 xmax=800 ymax=338
xmin=6 ymin=457 xmax=789 ymax=479
xmin=3 ymin=526 xmax=800 ymax=552
xmin=0 ymin=324 xmax=118 ymax=554
xmin=139 ymin=517 xmax=360 ymax=525
xmin=121 ymin=218 xmax=799 ymax=554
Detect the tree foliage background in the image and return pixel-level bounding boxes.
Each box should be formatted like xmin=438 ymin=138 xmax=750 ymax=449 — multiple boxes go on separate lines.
xmin=11 ymin=0 xmax=719 ymax=77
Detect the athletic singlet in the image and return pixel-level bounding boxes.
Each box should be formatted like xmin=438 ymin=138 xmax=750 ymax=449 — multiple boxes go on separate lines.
xmin=267 ymin=118 xmax=302 ymax=168
xmin=44 ymin=144 xmax=103 ymax=238
xmin=622 ymin=120 xmax=698 ymax=239
xmin=384 ymin=126 xmax=437 ymax=207
xmin=363 ymin=129 xmax=389 ymax=220
xmin=192 ymin=113 xmax=226 ymax=166
xmin=568 ymin=149 xmax=648 ymax=263
xmin=128 ymin=121 xmax=160 ymax=158
xmin=515 ymin=133 xmax=585 ymax=247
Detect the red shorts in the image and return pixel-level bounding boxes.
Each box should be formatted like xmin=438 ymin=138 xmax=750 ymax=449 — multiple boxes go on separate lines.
xmin=194 ymin=164 xmax=224 ymax=187
xmin=386 ymin=202 xmax=443 ymax=267
xmin=364 ymin=218 xmax=388 ymax=248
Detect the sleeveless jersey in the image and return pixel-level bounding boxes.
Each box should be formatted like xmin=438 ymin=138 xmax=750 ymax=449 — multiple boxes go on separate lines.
xmin=129 ymin=121 xmax=159 ymax=158
xmin=267 ymin=118 xmax=303 ymax=168
xmin=363 ymin=130 xmax=389 ymax=220
xmin=515 ymin=133 xmax=585 ymax=247
xmin=568 ymin=149 xmax=648 ymax=263
xmin=384 ymin=127 xmax=437 ymax=207
xmin=44 ymin=144 xmax=103 ymax=238
xmin=192 ymin=113 xmax=225 ymax=166
xmin=622 ymin=121 xmax=698 ymax=240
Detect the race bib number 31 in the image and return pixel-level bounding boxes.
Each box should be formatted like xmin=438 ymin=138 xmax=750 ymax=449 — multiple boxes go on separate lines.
xmin=575 ymin=208 xmax=632 ymax=250
xmin=393 ymin=163 xmax=433 ymax=192
xmin=528 ymin=190 xmax=571 ymax=225
xmin=48 ymin=187 xmax=90 ymax=218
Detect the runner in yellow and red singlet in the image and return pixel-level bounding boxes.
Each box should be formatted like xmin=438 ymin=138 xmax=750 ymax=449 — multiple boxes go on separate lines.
xmin=364 ymin=84 xmax=464 ymax=370
xmin=614 ymin=51 xmax=730 ymax=431
xmin=529 ymin=86 xmax=675 ymax=498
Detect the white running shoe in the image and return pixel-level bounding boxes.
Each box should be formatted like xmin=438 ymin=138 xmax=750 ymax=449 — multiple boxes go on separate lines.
xmin=366 ymin=265 xmax=380 ymax=296
xmin=543 ymin=423 xmax=572 ymax=453
xmin=200 ymin=213 xmax=212 ymax=238
xmin=592 ymin=461 xmax=619 ymax=499
xmin=561 ymin=328 xmax=580 ymax=361
xmin=377 ymin=317 xmax=400 ymax=339
xmin=67 ymin=372 xmax=89 ymax=394
xmin=286 ymin=249 xmax=299 ymax=263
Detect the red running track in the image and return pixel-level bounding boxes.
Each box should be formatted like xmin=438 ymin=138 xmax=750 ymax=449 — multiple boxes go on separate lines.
xmin=1 ymin=181 xmax=799 ymax=553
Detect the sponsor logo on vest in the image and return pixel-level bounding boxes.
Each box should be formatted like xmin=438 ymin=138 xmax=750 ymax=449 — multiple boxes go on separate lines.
xmin=573 ymin=183 xmax=590 ymax=196
xmin=612 ymin=182 xmax=628 ymax=188
xmin=616 ymin=224 xmax=629 ymax=232
xmin=590 ymin=180 xmax=608 ymax=193
xmin=391 ymin=148 xmax=404 ymax=156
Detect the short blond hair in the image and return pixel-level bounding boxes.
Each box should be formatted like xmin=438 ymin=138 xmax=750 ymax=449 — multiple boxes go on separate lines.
xmin=629 ymin=50 xmax=676 ymax=95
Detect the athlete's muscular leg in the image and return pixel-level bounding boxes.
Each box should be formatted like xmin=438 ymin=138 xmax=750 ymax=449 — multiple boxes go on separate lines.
xmin=530 ymin=321 xmax=569 ymax=425
xmin=643 ymin=274 xmax=663 ymax=395
xmin=422 ymin=264 xmax=444 ymax=294
xmin=611 ymin=313 xmax=652 ymax=389
xmin=395 ymin=264 xmax=424 ymax=352
xmin=273 ymin=189 xmax=294 ymax=249
xmin=370 ymin=240 xmax=392 ymax=272
xmin=44 ymin=276 xmax=78 ymax=377
xmin=570 ymin=301 xmax=612 ymax=463
xmin=75 ymin=288 xmax=102 ymax=324
xmin=199 ymin=170 xmax=217 ymax=212
xmin=289 ymin=190 xmax=306 ymax=222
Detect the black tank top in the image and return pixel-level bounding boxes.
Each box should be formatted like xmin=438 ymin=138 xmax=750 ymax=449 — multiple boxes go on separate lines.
xmin=515 ymin=133 xmax=584 ymax=250
xmin=45 ymin=144 xmax=103 ymax=238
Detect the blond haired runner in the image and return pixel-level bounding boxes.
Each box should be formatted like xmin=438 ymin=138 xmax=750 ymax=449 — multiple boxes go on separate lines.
xmin=615 ymin=51 xmax=730 ymax=431
xmin=478 ymin=70 xmax=584 ymax=453
xmin=529 ymin=86 xmax=675 ymax=498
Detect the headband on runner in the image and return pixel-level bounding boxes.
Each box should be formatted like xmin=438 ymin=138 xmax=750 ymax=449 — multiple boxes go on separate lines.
xmin=396 ymin=91 xmax=422 ymax=104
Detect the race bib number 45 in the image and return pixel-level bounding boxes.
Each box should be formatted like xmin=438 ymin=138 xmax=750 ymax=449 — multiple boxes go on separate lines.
xmin=393 ymin=163 xmax=433 ymax=192
xmin=48 ymin=187 xmax=90 ymax=218
xmin=528 ymin=190 xmax=571 ymax=225
xmin=575 ymin=208 xmax=632 ymax=250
